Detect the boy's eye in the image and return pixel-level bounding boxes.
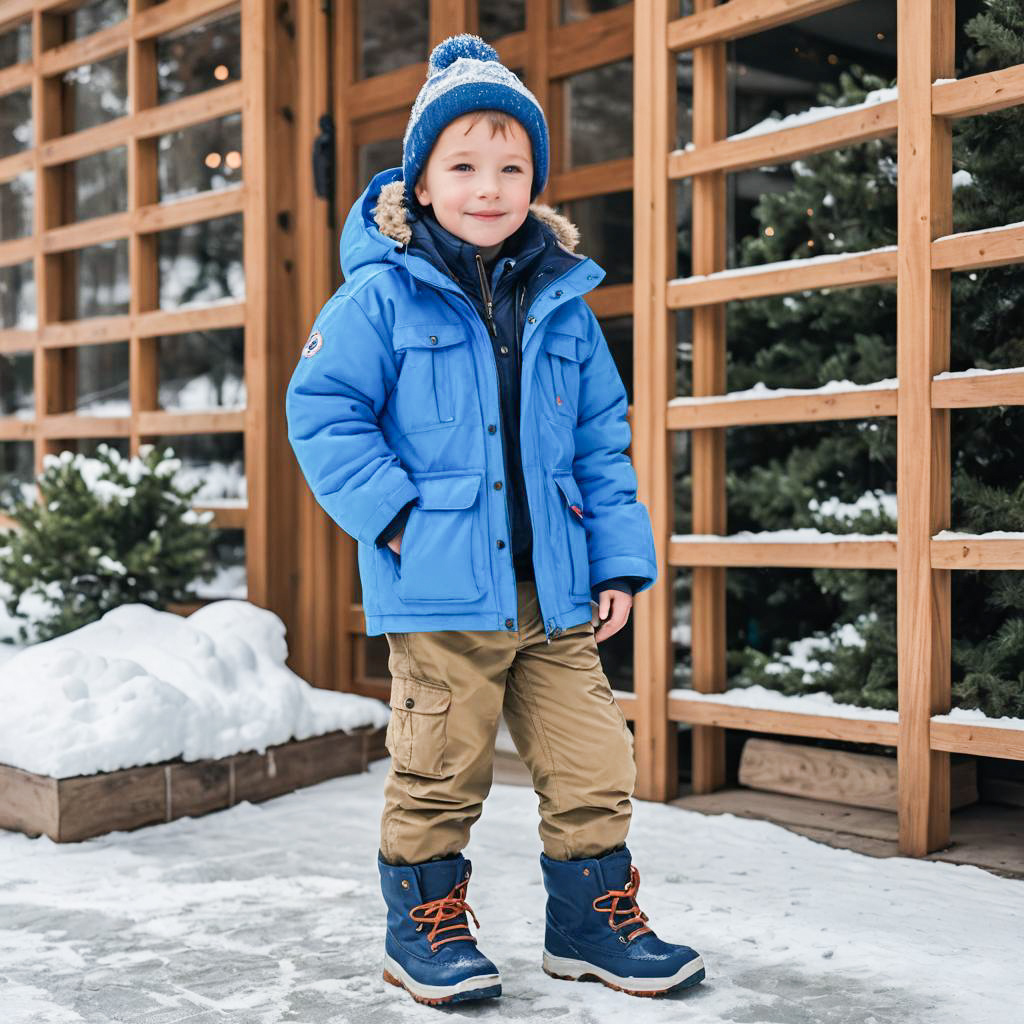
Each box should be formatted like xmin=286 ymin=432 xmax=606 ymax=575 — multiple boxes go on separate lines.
xmin=451 ymin=163 xmax=523 ymax=173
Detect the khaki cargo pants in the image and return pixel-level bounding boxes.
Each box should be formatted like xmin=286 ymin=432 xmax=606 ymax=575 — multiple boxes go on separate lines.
xmin=380 ymin=578 xmax=637 ymax=865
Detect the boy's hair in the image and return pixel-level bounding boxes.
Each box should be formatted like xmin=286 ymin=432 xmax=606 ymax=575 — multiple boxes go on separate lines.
xmin=461 ymin=109 xmax=522 ymax=142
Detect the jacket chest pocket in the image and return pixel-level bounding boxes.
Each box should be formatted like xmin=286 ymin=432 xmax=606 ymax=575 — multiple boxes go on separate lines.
xmin=539 ymin=331 xmax=584 ymax=426
xmin=392 ymin=324 xmax=470 ymax=433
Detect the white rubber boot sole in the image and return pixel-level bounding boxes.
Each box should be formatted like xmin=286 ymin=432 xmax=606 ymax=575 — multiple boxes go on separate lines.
xmin=542 ymin=948 xmax=705 ymax=997
xmin=382 ymin=952 xmax=502 ymax=1006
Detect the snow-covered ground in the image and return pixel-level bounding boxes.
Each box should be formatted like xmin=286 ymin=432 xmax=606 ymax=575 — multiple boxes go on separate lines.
xmin=0 ymin=601 xmax=388 ymax=778
xmin=1 ymin=756 xmax=1021 ymax=1023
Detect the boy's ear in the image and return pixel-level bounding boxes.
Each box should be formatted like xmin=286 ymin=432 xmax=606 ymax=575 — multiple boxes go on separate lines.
xmin=413 ymin=177 xmax=429 ymax=207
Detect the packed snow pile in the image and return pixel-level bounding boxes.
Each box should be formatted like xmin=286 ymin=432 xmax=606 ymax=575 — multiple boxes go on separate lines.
xmin=0 ymin=600 xmax=389 ymax=779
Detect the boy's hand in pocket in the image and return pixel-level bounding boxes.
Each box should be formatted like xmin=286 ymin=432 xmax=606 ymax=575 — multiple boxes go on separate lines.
xmin=387 ymin=529 xmax=404 ymax=556
xmin=591 ymin=589 xmax=632 ymax=643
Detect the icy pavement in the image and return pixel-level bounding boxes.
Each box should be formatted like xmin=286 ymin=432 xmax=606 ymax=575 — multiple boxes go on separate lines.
xmin=1 ymin=756 xmax=1021 ymax=1024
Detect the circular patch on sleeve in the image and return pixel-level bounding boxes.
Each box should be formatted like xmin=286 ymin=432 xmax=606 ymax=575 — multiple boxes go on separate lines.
xmin=302 ymin=329 xmax=324 ymax=358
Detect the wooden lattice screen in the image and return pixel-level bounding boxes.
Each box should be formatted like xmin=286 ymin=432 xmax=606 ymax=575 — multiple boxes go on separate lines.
xmin=634 ymin=0 xmax=1024 ymax=855
xmin=0 ymin=0 xmax=283 ymax=607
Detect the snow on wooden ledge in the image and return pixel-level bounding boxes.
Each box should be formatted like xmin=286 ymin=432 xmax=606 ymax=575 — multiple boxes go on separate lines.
xmin=669 ymin=685 xmax=1024 ymax=734
xmin=933 ymin=530 xmax=1024 ymax=541
xmin=670 ymin=245 xmax=897 ymax=286
xmin=672 ymin=528 xmax=898 ymax=543
xmin=669 ymin=377 xmax=898 ymax=406
xmin=669 ymin=683 xmax=899 ymax=723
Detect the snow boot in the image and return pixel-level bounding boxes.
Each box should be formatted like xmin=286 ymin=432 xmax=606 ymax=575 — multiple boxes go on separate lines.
xmin=377 ymin=850 xmax=502 ymax=1006
xmin=539 ymin=844 xmax=706 ymax=997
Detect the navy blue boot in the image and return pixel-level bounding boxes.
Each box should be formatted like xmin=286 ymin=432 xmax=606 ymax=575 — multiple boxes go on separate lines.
xmin=378 ymin=850 xmax=502 ymax=1006
xmin=539 ymin=845 xmax=706 ymax=997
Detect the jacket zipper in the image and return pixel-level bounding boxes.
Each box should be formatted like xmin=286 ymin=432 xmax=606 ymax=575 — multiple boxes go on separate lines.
xmin=416 ymin=256 xmax=584 ymax=643
xmin=474 ymin=253 xmax=498 ymax=338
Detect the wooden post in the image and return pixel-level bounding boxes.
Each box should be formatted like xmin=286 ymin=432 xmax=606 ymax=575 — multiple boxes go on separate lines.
xmin=895 ymin=0 xmax=954 ymax=856
xmin=633 ymin=0 xmax=678 ymax=801
xmin=688 ymin=0 xmax=727 ymax=795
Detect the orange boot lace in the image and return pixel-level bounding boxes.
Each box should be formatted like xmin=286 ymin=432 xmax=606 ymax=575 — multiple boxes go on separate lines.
xmin=409 ymin=876 xmax=482 ymax=952
xmin=592 ymin=864 xmax=654 ymax=942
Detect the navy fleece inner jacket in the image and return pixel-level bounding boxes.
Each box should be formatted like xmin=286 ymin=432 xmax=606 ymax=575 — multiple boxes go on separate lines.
xmin=374 ymin=202 xmax=641 ymax=604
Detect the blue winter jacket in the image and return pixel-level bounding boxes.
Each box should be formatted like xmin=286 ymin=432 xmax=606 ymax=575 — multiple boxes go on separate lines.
xmin=285 ymin=167 xmax=658 ymax=642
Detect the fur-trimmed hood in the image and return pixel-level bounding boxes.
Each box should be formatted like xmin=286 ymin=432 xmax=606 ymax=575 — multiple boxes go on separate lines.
xmin=370 ymin=178 xmax=581 ymax=253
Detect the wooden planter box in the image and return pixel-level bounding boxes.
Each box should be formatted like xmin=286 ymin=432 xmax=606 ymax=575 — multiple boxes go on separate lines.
xmin=0 ymin=724 xmax=389 ymax=843
xmin=738 ymin=737 xmax=978 ymax=811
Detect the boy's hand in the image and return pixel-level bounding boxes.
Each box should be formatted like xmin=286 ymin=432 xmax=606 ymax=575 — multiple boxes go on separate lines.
xmin=592 ymin=589 xmax=633 ymax=643
xmin=387 ymin=529 xmax=404 ymax=555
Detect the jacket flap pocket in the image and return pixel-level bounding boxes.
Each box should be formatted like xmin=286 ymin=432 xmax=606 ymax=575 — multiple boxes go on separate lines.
xmin=413 ymin=472 xmax=482 ymax=511
xmin=390 ymin=678 xmax=451 ymax=714
xmin=394 ymin=323 xmax=468 ymax=351
xmin=544 ymin=331 xmax=585 ymax=362
xmin=553 ymin=471 xmax=584 ymax=514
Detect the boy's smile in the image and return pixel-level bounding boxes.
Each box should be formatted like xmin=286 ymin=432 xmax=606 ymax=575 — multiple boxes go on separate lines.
xmin=413 ymin=112 xmax=534 ymax=262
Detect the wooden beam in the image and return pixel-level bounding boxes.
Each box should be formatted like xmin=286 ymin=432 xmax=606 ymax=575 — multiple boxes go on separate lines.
xmin=932 ymin=63 xmax=1024 ymax=119
xmin=931 ymin=369 xmax=1024 ymax=408
xmin=931 ymin=222 xmax=1024 ymax=272
xmin=930 ymin=720 xmax=1024 ymax=761
xmin=669 ymin=536 xmax=898 ymax=569
xmin=895 ymin=0 xmax=954 ymax=858
xmin=632 ymin=0 xmax=678 ymax=803
xmin=669 ymin=696 xmax=899 ymax=746
xmin=669 ymin=384 xmax=897 ymax=429
xmin=668 ymin=247 xmax=898 ymax=307
xmin=669 ymin=100 xmax=897 ymax=178
xmin=930 ymin=536 xmax=1024 ymax=570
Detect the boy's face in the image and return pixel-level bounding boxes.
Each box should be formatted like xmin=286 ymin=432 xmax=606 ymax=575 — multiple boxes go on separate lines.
xmin=413 ymin=113 xmax=533 ymax=254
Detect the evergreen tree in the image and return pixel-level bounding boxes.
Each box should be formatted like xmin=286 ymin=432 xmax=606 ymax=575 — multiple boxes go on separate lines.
xmin=701 ymin=0 xmax=1024 ymax=718
xmin=0 ymin=444 xmax=217 ymax=644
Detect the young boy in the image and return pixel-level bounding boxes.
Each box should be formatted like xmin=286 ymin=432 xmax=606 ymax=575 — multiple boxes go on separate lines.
xmin=286 ymin=34 xmax=706 ymax=1007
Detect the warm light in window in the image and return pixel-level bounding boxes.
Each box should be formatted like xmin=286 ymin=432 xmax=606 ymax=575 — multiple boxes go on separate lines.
xmin=225 ymin=150 xmax=242 ymax=169
xmin=827 ymin=54 xmax=839 ymax=65
xmin=876 ymin=32 xmax=885 ymax=41
xmin=214 ymin=64 xmax=230 ymax=81
xmin=806 ymin=208 xmax=814 ymax=216
xmin=205 ymin=152 xmax=222 ymax=168
xmin=764 ymin=226 xmax=775 ymax=237
xmin=807 ymin=239 xmax=815 ymax=247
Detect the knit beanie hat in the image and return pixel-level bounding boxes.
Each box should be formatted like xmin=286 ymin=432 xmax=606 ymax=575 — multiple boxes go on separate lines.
xmin=403 ymin=34 xmax=550 ymax=205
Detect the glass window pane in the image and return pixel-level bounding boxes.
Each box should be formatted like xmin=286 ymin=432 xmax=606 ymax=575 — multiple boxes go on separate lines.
xmin=0 ymin=19 xmax=31 ymax=68
xmin=62 ymin=240 xmax=130 ymax=319
xmin=63 ymin=55 xmax=129 ymax=133
xmin=0 ymin=261 xmax=35 ymax=328
xmin=67 ymin=0 xmax=127 ymax=40
xmin=479 ymin=0 xmax=525 ymax=40
xmin=158 ymin=113 xmax=242 ymax=201
xmin=0 ymin=441 xmax=34 ymax=510
xmin=152 ymin=433 xmax=245 ymax=502
xmin=64 ymin=147 xmax=127 ymax=222
xmin=0 ymin=352 xmax=34 ymax=417
xmin=158 ymin=213 xmax=244 ymax=309
xmin=157 ymin=328 xmax=245 ymax=411
xmin=0 ymin=171 xmax=33 ymax=241
xmin=358 ymin=0 xmax=428 ymax=79
xmin=61 ymin=437 xmax=131 ymax=459
xmin=562 ymin=0 xmax=630 ymax=21
xmin=565 ymin=191 xmax=632 ymax=286
xmin=356 ymin=138 xmax=402 ymax=188
xmin=727 ymin=3 xmax=897 ymax=139
xmin=568 ymin=59 xmax=632 ymax=166
xmin=192 ymin=527 xmax=247 ymax=599
xmin=0 ymin=87 xmax=32 ymax=158
xmin=75 ymin=341 xmax=130 ymax=416
xmin=157 ymin=12 xmax=241 ymax=105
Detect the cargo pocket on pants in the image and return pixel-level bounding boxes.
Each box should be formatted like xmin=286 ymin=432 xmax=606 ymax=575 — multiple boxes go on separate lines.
xmin=387 ymin=677 xmax=452 ymax=779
